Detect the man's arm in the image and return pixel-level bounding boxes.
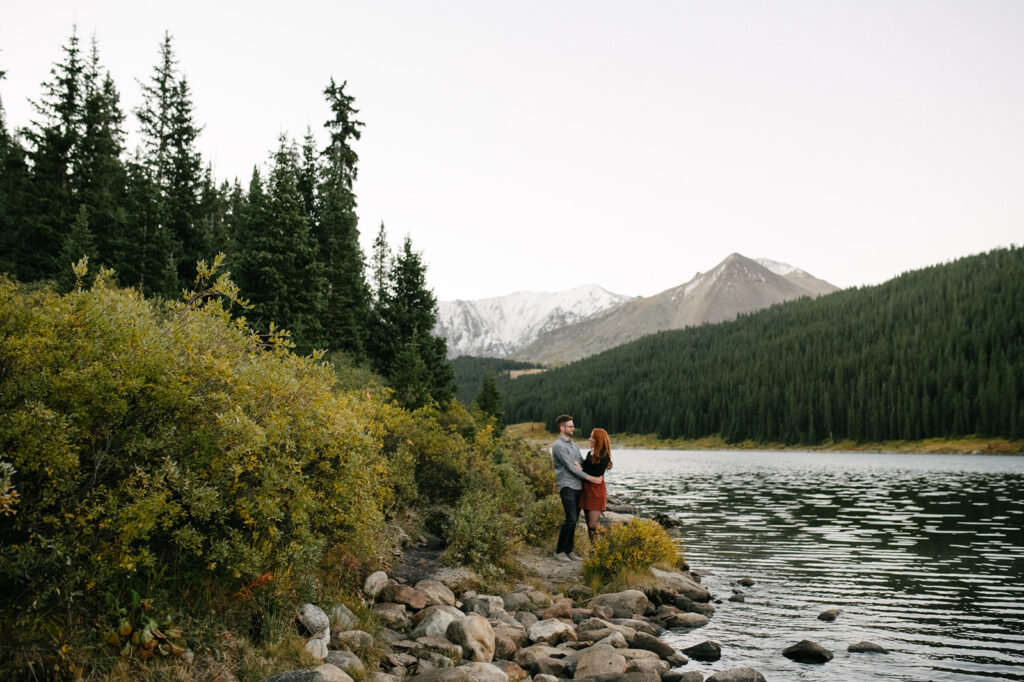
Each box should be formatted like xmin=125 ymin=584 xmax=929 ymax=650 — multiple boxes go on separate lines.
xmin=552 ymin=440 xmax=588 ymax=481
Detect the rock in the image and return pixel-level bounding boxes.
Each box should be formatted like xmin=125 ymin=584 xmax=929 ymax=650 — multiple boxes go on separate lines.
xmin=621 ymin=672 xmax=662 ymax=682
xmin=268 ymin=666 xmax=353 ymax=682
xmin=611 ymin=618 xmax=661 ymax=637
xmin=325 ymin=649 xmax=364 ymax=676
xmin=463 ymin=595 xmax=506 ymax=618
xmin=629 ymin=631 xmax=677 ymax=659
xmin=818 ymin=608 xmax=841 ymax=621
xmin=380 ymin=583 xmax=429 ymax=610
xmin=408 ymin=662 xmax=509 ymax=681
xmin=781 ymin=639 xmax=834 ymax=664
xmin=736 ymin=577 xmax=756 ymax=587
xmin=447 ymin=613 xmax=496 ymax=662
xmin=595 ymin=631 xmax=629 ymax=648
xmin=513 ymin=644 xmax=570 ymax=676
xmin=578 ymin=617 xmax=636 ymax=642
xmin=574 ymin=643 xmax=628 ymax=680
xmin=365 ymin=673 xmax=401 ymax=682
xmin=650 ymin=567 xmax=711 ymax=602
xmin=590 ymin=604 xmax=614 ymax=620
xmin=500 ymin=591 xmax=533 ymax=613
xmin=372 ymin=603 xmax=409 ymax=630
xmin=305 ymin=637 xmax=329 ymax=660
xmin=706 ymin=668 xmax=767 ymax=681
xmin=514 ymin=611 xmax=538 ymax=629
xmin=413 ymin=635 xmax=464 ymax=663
xmin=364 ymin=571 xmax=390 ymax=600
xmin=651 ymin=512 xmax=681 ymax=528
xmin=681 ymin=640 xmax=721 ymax=661
xmin=491 ymin=659 xmax=529 ymax=681
xmin=664 ymin=612 xmax=709 ymax=628
xmin=667 ymin=672 xmax=704 ymax=682
xmin=330 ymin=603 xmax=360 ymax=631
xmin=567 ymin=584 xmax=593 ymax=600
xmin=532 ymin=675 xmax=560 ymax=682
xmin=849 ymin=641 xmax=890 ymax=654
xmin=387 ymin=652 xmax=417 ymax=667
xmin=539 ymin=597 xmax=573 ymax=620
xmin=313 ymin=664 xmax=355 ymax=682
xmin=416 ymin=579 xmax=457 ymax=607
xmin=527 ymin=618 xmax=577 ymax=645
xmin=602 ymin=510 xmax=635 ymax=525
xmin=332 ymin=629 xmax=373 ymax=651
xmin=298 ymin=604 xmax=331 ymax=640
xmin=411 ymin=605 xmax=466 ymax=639
xmin=727 ymin=594 xmax=745 ymax=603
xmin=493 ymin=632 xmax=517 ymax=660
xmin=625 ymin=656 xmax=670 ymax=676
xmin=619 ymin=648 xmax=660 ymax=662
xmin=666 ymin=651 xmax=689 ymax=666
xmin=589 ymin=590 xmax=650 ymax=618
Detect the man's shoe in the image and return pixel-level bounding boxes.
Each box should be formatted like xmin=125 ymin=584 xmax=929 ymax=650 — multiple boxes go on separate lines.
xmin=553 ymin=552 xmax=572 ymax=563
xmin=568 ymin=551 xmax=583 ymax=561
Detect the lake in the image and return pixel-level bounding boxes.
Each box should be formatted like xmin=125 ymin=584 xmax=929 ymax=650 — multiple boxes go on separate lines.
xmin=607 ymin=449 xmax=1024 ymax=680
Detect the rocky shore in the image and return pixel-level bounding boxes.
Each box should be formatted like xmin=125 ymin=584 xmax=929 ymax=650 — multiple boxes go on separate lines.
xmin=268 ymin=503 xmax=887 ymax=681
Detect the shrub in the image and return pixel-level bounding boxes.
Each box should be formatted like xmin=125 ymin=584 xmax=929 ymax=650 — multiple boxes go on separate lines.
xmin=582 ymin=518 xmax=681 ymax=587
xmin=518 ymin=494 xmax=564 ymax=546
xmin=0 ymin=263 xmax=395 ymax=674
xmin=442 ymin=489 xmax=521 ymax=576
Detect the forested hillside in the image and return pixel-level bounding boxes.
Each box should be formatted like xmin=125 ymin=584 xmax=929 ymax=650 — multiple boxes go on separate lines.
xmin=503 ymin=247 xmax=1024 ymax=443
xmin=451 ymin=356 xmax=543 ymax=404
xmin=0 ymin=29 xmax=452 ymax=407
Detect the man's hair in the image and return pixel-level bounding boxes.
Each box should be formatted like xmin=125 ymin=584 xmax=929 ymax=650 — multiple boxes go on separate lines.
xmin=556 ymin=414 xmax=574 ymax=427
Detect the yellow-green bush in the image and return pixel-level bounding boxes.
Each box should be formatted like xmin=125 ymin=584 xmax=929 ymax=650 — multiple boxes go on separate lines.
xmin=441 ymin=488 xmax=521 ymax=577
xmin=0 ymin=264 xmax=394 ymax=673
xmin=582 ymin=518 xmax=681 ymax=586
xmin=518 ymin=494 xmax=564 ymax=546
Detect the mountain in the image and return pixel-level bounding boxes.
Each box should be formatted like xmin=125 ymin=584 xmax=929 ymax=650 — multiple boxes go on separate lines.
xmin=434 ymin=284 xmax=636 ymax=359
xmin=509 ymin=253 xmax=839 ymax=365
xmin=501 ymin=246 xmax=1024 ymax=444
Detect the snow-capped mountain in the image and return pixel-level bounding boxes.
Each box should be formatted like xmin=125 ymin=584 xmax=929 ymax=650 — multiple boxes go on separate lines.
xmin=509 ymin=253 xmax=839 ymax=365
xmin=435 ymin=284 xmax=636 ymax=359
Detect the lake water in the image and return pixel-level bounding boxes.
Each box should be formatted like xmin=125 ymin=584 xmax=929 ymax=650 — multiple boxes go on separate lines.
xmin=608 ymin=449 xmax=1024 ymax=681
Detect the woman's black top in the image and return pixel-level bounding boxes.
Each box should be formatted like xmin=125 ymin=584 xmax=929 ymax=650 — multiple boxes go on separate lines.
xmin=582 ymin=450 xmax=609 ymax=477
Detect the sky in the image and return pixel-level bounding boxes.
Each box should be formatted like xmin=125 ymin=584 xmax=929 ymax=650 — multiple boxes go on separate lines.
xmin=2 ymin=1 xmax=1022 ymax=301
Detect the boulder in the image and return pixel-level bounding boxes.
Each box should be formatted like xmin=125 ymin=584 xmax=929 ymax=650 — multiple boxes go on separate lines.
xmin=595 ymin=631 xmax=628 ymax=648
xmin=408 ymin=662 xmax=509 ymax=681
xmin=736 ymin=577 xmax=756 ymax=587
xmin=515 ymin=611 xmax=539 ymax=629
xmin=674 ymin=596 xmax=716 ymax=616
xmin=849 ymin=641 xmax=890 ymax=654
xmin=325 ymin=649 xmax=363 ymax=676
xmin=365 ymin=673 xmax=400 ymax=682
xmin=491 ymin=659 xmax=529 ymax=681
xmin=650 ymin=567 xmax=711 ymax=602
xmin=589 ymin=590 xmax=650 ymax=618
xmin=330 ymin=603 xmax=360 ymax=631
xmin=629 ymin=631 xmax=676 ymax=659
xmin=818 ymin=608 xmax=841 ymax=621
xmin=380 ymin=583 xmax=429 ymax=610
xmin=305 ymin=637 xmax=329 ymax=660
xmin=492 ymin=622 xmax=528 ymax=648
xmin=411 ymin=605 xmax=465 ymax=639
xmin=416 ymin=579 xmax=457 ymax=607
xmin=513 ymin=644 xmax=570 ymax=676
xmin=625 ymin=656 xmax=670 ymax=676
xmin=527 ymin=618 xmax=577 ymax=645
xmin=447 ymin=613 xmax=496 ymax=662
xmin=500 ymin=591 xmax=533 ymax=613
xmin=669 ymin=672 xmax=705 ymax=682
xmin=493 ymin=632 xmax=518 ymax=660
xmin=539 ymin=597 xmax=573 ymax=620
xmin=298 ymin=604 xmax=331 ymax=640
xmin=706 ymin=668 xmax=767 ymax=682
xmin=463 ymin=595 xmax=506 ymax=618
xmin=372 ymin=603 xmax=409 ymax=630
xmin=413 ymin=635 xmax=464 ymax=663
xmin=781 ymin=639 xmax=834 ymax=664
xmin=574 ymin=643 xmax=628 ymax=680
xmin=611 ymin=618 xmax=661 ymax=637
xmin=313 ymin=664 xmax=354 ymax=682
xmin=727 ymin=594 xmax=745 ymax=603
xmin=364 ymin=571 xmax=389 ymax=600
xmin=664 ymin=612 xmax=709 ymax=628
xmin=681 ymin=640 xmax=721 ymax=661
xmin=332 ymin=629 xmax=373 ymax=651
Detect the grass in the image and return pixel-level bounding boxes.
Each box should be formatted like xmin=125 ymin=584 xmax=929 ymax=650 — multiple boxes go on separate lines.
xmin=504 ymin=422 xmax=1024 ymax=455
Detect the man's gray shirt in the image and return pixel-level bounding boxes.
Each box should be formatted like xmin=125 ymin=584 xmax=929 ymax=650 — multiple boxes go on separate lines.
xmin=552 ymin=437 xmax=587 ymax=491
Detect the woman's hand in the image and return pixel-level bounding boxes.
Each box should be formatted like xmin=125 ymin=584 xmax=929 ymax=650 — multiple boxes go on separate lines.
xmin=586 ymin=474 xmax=602 ymax=484
xmin=572 ymin=461 xmax=583 ymax=470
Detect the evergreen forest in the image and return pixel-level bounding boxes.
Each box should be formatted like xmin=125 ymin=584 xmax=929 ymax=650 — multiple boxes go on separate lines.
xmin=502 ymin=247 xmax=1024 ymax=443
xmin=0 ymin=29 xmax=452 ymax=407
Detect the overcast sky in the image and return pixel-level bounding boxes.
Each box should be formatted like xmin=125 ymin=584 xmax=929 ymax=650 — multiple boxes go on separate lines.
xmin=2 ymin=1 xmax=1022 ymax=300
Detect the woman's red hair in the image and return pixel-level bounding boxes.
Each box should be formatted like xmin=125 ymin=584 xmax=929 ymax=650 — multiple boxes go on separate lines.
xmin=590 ymin=428 xmax=612 ymax=468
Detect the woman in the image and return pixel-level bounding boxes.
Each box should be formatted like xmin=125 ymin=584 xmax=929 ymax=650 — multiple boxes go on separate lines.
xmin=578 ymin=427 xmax=612 ymax=544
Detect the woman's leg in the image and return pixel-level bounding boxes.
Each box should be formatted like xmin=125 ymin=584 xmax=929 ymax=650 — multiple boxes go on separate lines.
xmin=585 ymin=510 xmax=602 ymax=543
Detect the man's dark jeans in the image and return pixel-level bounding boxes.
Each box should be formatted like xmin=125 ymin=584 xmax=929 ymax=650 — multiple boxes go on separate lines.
xmin=557 ymin=486 xmax=581 ymax=554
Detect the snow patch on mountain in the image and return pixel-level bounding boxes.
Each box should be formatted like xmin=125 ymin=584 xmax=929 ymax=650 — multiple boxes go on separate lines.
xmin=435 ymin=284 xmax=635 ymax=359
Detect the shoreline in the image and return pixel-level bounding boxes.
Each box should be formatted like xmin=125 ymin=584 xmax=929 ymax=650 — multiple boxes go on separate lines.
xmin=504 ymin=423 xmax=1024 ymax=456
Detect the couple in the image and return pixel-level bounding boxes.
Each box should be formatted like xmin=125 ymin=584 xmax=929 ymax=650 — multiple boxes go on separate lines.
xmin=551 ymin=414 xmax=612 ymax=563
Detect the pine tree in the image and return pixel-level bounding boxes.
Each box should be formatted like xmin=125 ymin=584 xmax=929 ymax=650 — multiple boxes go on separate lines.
xmin=0 ymin=69 xmax=32 ymax=277
xmin=476 ymin=373 xmax=505 ymax=426
xmin=316 ymin=78 xmax=370 ymax=358
xmin=57 ymin=204 xmax=98 ymax=290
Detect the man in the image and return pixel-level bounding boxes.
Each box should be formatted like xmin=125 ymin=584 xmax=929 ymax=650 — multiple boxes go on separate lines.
xmin=551 ymin=414 xmax=601 ymax=562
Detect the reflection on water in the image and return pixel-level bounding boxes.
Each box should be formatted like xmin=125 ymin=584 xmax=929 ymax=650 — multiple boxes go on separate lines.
xmin=610 ymin=450 xmax=1024 ymax=680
